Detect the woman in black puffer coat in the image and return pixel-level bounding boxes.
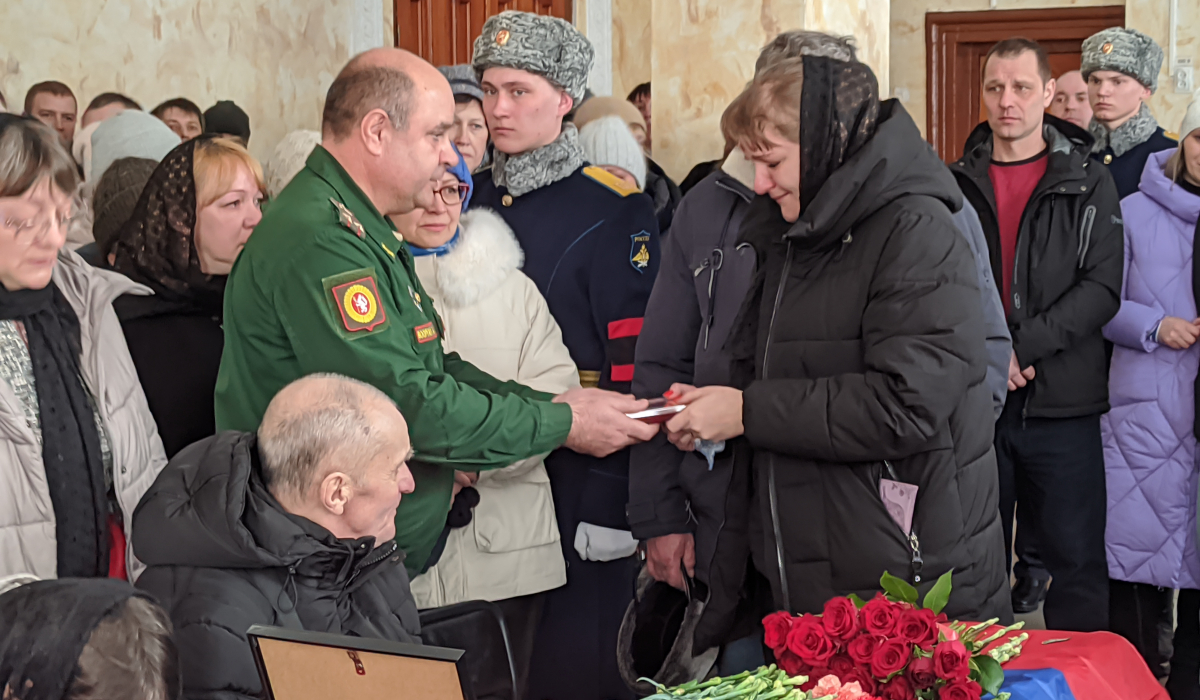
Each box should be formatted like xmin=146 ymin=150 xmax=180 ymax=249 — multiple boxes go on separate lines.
xmin=664 ymin=56 xmax=1011 ymax=623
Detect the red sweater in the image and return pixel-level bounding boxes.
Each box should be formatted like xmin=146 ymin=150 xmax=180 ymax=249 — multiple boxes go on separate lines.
xmin=988 ymin=151 xmax=1048 ymax=315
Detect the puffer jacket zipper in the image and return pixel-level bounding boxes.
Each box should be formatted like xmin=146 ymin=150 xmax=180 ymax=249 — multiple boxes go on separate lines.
xmin=883 ymin=460 xmax=924 ymax=584
xmin=763 ymin=239 xmax=794 ymax=611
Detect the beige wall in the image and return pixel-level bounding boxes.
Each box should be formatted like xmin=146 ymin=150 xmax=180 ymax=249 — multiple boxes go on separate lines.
xmin=0 ymin=0 xmax=358 ymax=164
xmin=613 ymin=0 xmax=652 ymax=101
xmin=650 ymin=0 xmax=891 ymax=181
xmin=890 ymin=0 xmax=1199 ymax=139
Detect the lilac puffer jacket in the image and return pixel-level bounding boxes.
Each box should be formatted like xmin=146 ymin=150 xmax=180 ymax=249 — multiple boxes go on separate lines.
xmin=1102 ymin=148 xmax=1200 ymax=589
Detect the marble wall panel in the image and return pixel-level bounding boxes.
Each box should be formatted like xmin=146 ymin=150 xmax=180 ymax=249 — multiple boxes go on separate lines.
xmin=0 ymin=0 xmax=359 ymax=164
xmin=612 ymin=0 xmax=651 ymax=101
xmin=651 ymin=0 xmax=890 ymax=181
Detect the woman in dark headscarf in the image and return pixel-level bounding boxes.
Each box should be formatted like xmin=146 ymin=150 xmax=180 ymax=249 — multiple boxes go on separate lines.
xmin=0 ymin=115 xmax=166 ymax=582
xmin=0 ymin=578 xmax=181 ymax=700
xmin=662 ymin=56 xmax=1010 ymax=632
xmin=109 ymin=137 xmax=264 ymax=457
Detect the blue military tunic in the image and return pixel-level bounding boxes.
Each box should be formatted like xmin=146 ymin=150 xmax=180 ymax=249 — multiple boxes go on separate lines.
xmin=473 ymin=163 xmax=660 ymax=700
xmin=1091 ymin=126 xmax=1177 ymax=199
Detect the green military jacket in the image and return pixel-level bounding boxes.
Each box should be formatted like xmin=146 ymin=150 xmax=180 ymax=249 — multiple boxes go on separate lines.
xmin=215 ymin=146 xmax=573 ymax=574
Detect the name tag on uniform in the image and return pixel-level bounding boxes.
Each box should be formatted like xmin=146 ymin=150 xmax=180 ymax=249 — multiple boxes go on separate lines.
xmin=413 ymin=322 xmax=439 ymax=344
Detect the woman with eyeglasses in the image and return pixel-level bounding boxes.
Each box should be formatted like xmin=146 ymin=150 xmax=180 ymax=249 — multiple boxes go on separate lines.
xmin=392 ymin=150 xmax=578 ymax=696
xmin=0 ymin=115 xmax=167 ymax=582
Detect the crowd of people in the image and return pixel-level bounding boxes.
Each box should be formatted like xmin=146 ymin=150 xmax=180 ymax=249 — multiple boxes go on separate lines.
xmin=0 ymin=10 xmax=1199 ymax=700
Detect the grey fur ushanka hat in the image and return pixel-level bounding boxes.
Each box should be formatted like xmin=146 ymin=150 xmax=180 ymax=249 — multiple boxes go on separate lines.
xmin=1081 ymin=27 xmax=1164 ymax=93
xmin=471 ymin=11 xmax=595 ymax=105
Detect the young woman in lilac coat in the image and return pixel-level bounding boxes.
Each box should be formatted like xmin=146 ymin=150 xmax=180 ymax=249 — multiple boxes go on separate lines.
xmin=1101 ymin=99 xmax=1200 ymax=699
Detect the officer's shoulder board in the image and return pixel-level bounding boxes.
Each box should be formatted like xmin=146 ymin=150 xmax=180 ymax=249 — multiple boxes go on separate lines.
xmin=1164 ymin=131 xmax=1180 ymax=141
xmin=582 ymin=165 xmax=640 ymax=198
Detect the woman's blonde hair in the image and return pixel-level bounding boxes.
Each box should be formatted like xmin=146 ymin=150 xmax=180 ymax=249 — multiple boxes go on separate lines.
xmin=1164 ymin=139 xmax=1199 ymax=186
xmin=193 ymin=136 xmax=264 ymax=210
xmin=721 ymin=57 xmax=805 ymax=153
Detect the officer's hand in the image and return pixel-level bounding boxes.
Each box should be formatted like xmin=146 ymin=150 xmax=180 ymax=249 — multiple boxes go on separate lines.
xmin=645 ymin=533 xmax=695 ymax=590
xmin=555 ymin=388 xmax=657 ymax=457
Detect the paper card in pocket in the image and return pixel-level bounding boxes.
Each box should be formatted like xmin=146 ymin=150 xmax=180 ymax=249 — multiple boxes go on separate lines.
xmin=880 ymin=478 xmax=918 ymax=534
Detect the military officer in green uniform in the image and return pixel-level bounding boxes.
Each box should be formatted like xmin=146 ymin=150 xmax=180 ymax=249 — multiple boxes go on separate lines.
xmin=214 ymin=48 xmax=656 ymax=576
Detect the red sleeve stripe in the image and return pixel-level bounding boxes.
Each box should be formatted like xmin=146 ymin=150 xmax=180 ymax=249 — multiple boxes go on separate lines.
xmin=610 ymin=364 xmax=635 ymax=382
xmin=608 ymin=317 xmax=644 ymax=340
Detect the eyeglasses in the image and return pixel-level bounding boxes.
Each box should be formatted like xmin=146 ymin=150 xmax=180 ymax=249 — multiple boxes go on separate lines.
xmin=436 ymin=183 xmax=470 ymax=206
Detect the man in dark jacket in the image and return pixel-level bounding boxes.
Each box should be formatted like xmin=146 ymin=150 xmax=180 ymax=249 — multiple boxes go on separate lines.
xmin=629 ymin=32 xmax=1013 ymax=664
xmin=950 ymin=39 xmax=1123 ymax=632
xmin=665 ymin=55 xmax=1011 ymax=624
xmin=134 ymin=374 xmax=420 ymax=700
xmin=1082 ymin=28 xmax=1177 ymax=198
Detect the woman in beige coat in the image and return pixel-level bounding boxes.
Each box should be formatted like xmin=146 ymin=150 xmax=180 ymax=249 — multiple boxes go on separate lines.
xmin=0 ymin=116 xmax=167 ymax=581
xmin=394 ymin=152 xmax=577 ymax=694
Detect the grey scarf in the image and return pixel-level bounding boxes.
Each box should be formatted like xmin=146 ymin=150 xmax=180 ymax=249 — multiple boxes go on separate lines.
xmin=492 ymin=123 xmax=585 ymax=197
xmin=1090 ymin=103 xmax=1159 ymax=157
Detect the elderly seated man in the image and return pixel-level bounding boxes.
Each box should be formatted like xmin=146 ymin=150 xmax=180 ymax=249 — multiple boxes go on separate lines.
xmin=133 ymin=373 xmax=418 ymax=700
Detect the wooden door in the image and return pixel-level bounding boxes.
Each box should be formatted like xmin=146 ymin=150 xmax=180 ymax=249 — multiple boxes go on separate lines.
xmin=927 ymin=6 xmax=1125 ymax=162
xmin=396 ymin=0 xmax=573 ymax=68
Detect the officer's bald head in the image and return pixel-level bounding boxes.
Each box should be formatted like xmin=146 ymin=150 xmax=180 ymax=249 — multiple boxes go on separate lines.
xmin=320 ymin=49 xmax=457 ymax=218
xmin=322 ymin=48 xmax=449 ymax=141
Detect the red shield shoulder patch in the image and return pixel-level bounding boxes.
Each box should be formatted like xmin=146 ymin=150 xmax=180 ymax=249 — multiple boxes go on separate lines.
xmin=331 ymin=276 xmax=387 ymax=332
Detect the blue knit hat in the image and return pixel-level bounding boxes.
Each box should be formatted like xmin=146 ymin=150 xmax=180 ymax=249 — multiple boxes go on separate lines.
xmin=447 ymin=145 xmax=473 ymax=212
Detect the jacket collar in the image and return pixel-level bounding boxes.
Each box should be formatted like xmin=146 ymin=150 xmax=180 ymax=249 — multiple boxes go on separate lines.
xmin=304 ymin=146 xmax=399 ymax=253
xmin=417 ymin=208 xmax=523 ymax=308
xmin=955 ymin=115 xmax=1093 ymax=186
xmin=1136 ymin=148 xmax=1200 ymax=225
xmin=719 ymin=148 xmax=756 ymax=200
xmin=1090 ymin=103 xmax=1160 ymax=157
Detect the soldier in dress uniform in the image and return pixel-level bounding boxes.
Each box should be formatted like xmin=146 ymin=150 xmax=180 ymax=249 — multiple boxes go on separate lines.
xmin=469 ymin=12 xmax=660 ymax=699
xmin=1082 ymin=27 xmax=1178 ymax=198
xmin=213 ymin=48 xmax=656 ymax=581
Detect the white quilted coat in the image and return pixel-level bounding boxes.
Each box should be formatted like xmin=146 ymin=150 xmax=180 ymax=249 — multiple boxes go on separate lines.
xmin=0 ymin=250 xmax=168 ymax=580
xmin=408 ymin=208 xmax=579 ymax=607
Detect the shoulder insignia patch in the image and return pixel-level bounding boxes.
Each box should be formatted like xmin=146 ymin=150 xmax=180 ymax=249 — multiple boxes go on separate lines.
xmin=322 ymin=268 xmax=388 ymax=335
xmin=331 ymin=198 xmax=366 ymax=239
xmin=630 ymin=231 xmax=651 ymax=273
xmin=1164 ymin=131 xmax=1180 ymax=141
xmin=583 ymin=165 xmax=640 ymax=197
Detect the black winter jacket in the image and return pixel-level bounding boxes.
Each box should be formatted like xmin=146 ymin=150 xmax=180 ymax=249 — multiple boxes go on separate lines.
xmin=736 ymin=102 xmax=1010 ymax=622
xmin=951 ymin=117 xmax=1123 ymax=418
xmin=628 ymin=161 xmax=758 ymax=649
xmin=133 ymin=432 xmax=420 ymax=700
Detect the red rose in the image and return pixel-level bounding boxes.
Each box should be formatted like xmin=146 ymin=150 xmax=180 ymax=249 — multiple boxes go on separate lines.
xmin=840 ymin=666 xmax=879 ymax=696
xmin=897 ymin=607 xmax=939 ymax=651
xmin=823 ymin=597 xmax=862 ymax=642
xmin=938 ymin=679 xmax=983 ymax=700
xmin=764 ymin=611 xmax=795 ymax=653
xmin=933 ymin=640 xmax=970 ymax=681
xmin=788 ymin=614 xmax=837 ymax=667
xmin=879 ymin=675 xmax=917 ymax=700
xmin=778 ymin=649 xmax=811 ymax=678
xmin=847 ymin=633 xmax=883 ymax=666
xmin=870 ymin=638 xmax=913 ymax=679
xmin=861 ymin=594 xmax=902 ymax=637
xmin=829 ymin=653 xmax=856 ymax=677
xmin=908 ymin=655 xmax=938 ymax=690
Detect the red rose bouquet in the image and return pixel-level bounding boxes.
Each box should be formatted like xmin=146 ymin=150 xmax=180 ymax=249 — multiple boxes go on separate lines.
xmin=762 ymin=571 xmax=1027 ymax=700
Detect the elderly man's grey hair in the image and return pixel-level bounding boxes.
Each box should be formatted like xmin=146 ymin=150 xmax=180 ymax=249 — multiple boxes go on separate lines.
xmin=755 ymin=30 xmax=858 ymax=75
xmin=258 ymin=373 xmax=400 ymax=499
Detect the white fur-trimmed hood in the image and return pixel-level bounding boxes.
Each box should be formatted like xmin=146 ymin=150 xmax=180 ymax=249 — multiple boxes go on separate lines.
xmin=428 ymin=208 xmax=524 ymax=308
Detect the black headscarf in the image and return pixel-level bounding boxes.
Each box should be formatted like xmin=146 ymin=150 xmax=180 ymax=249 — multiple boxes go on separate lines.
xmin=737 ymin=56 xmax=881 ymax=254
xmin=109 ymin=138 xmax=227 ymax=319
xmin=0 ymin=116 xmax=109 ymax=578
xmin=0 ymin=579 xmax=172 ymax=700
